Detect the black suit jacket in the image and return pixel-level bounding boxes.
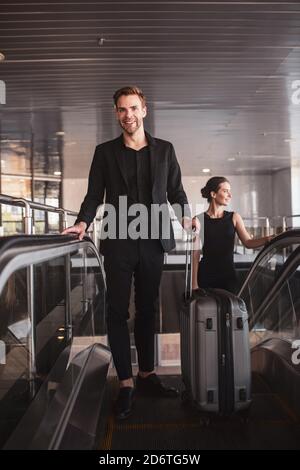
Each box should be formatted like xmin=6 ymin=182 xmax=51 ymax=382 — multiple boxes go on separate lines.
xmin=75 ymin=131 xmax=190 ymax=254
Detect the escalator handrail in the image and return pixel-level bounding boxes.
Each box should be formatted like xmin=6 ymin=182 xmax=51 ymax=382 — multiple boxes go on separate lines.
xmin=0 ymin=234 xmax=105 ymax=296
xmin=238 ymin=229 xmax=300 ymax=297
xmin=0 ymin=233 xmax=79 ymax=258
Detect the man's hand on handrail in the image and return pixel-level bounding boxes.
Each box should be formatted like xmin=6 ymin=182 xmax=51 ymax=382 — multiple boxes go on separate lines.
xmin=62 ymin=221 xmax=87 ymax=241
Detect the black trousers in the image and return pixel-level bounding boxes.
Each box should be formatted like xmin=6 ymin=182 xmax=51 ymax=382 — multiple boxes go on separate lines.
xmin=104 ymin=239 xmax=164 ymax=381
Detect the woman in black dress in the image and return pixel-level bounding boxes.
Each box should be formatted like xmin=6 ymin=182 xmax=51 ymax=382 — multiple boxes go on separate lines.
xmin=192 ymin=176 xmax=273 ymax=293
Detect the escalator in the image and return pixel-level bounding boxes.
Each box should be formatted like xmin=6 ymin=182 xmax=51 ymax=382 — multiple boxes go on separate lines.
xmin=1 ymin=231 xmax=300 ymax=449
xmin=98 ymin=230 xmax=300 ymax=450
xmin=0 ymin=234 xmax=111 ymax=450
xmin=239 ymin=230 xmax=300 ymax=421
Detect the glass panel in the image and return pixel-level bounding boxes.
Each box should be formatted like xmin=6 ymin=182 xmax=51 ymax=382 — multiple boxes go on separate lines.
xmin=33 ymin=181 xmax=61 ymax=234
xmin=0 ymin=268 xmax=31 ymax=447
xmin=241 ymin=241 xmax=300 ymax=319
xmin=1 ymin=176 xmax=32 ymax=198
xmin=250 ymin=265 xmax=300 ymax=349
xmin=70 ymin=248 xmax=84 ymax=337
xmin=33 ymin=257 xmax=67 ymax=377
xmin=33 ymin=181 xmax=46 ymax=234
xmin=34 ymin=139 xmax=62 ymax=176
xmin=70 ymin=247 xmax=106 ymax=337
xmin=1 ymin=140 xmax=31 ymax=175
xmin=1 ymin=177 xmax=32 ymax=235
xmin=45 ymin=181 xmax=60 ymax=233
xmin=0 ymin=245 xmax=107 ymax=448
xmin=85 ymin=246 xmax=106 ymax=336
xmin=69 ymin=247 xmax=106 ymax=362
xmin=1 ymin=205 xmax=23 ymax=236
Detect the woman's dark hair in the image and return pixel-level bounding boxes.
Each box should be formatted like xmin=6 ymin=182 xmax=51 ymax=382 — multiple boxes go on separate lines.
xmin=201 ymin=176 xmax=229 ymax=202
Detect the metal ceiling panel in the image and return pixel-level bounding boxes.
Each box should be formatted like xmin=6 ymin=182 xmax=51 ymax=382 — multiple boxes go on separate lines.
xmin=1 ymin=0 xmax=300 ymax=176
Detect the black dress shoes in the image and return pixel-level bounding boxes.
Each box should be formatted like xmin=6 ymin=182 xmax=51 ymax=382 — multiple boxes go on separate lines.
xmin=136 ymin=373 xmax=179 ymax=398
xmin=114 ymin=387 xmax=135 ymax=420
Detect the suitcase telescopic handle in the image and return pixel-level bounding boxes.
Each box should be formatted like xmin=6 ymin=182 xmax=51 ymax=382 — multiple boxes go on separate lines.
xmin=184 ymin=228 xmax=195 ymax=301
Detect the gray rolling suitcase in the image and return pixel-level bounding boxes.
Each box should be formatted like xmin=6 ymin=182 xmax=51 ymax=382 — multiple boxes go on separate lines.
xmin=180 ymin=237 xmax=251 ymax=415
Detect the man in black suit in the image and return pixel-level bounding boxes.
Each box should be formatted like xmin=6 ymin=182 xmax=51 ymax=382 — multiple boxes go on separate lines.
xmin=63 ymin=86 xmax=196 ymax=419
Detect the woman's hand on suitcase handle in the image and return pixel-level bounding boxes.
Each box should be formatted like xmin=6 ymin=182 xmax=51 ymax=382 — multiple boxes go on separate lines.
xmin=182 ymin=216 xmax=200 ymax=235
xmin=191 ymin=288 xmax=207 ymax=299
xmin=192 ymin=216 xmax=200 ymax=234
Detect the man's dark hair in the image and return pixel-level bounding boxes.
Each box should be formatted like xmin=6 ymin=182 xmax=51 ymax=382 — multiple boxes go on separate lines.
xmin=201 ymin=176 xmax=229 ymax=202
xmin=113 ymin=86 xmax=146 ymax=107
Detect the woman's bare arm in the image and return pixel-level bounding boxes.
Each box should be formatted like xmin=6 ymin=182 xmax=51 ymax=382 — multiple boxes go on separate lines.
xmin=233 ymin=213 xmax=274 ymax=249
